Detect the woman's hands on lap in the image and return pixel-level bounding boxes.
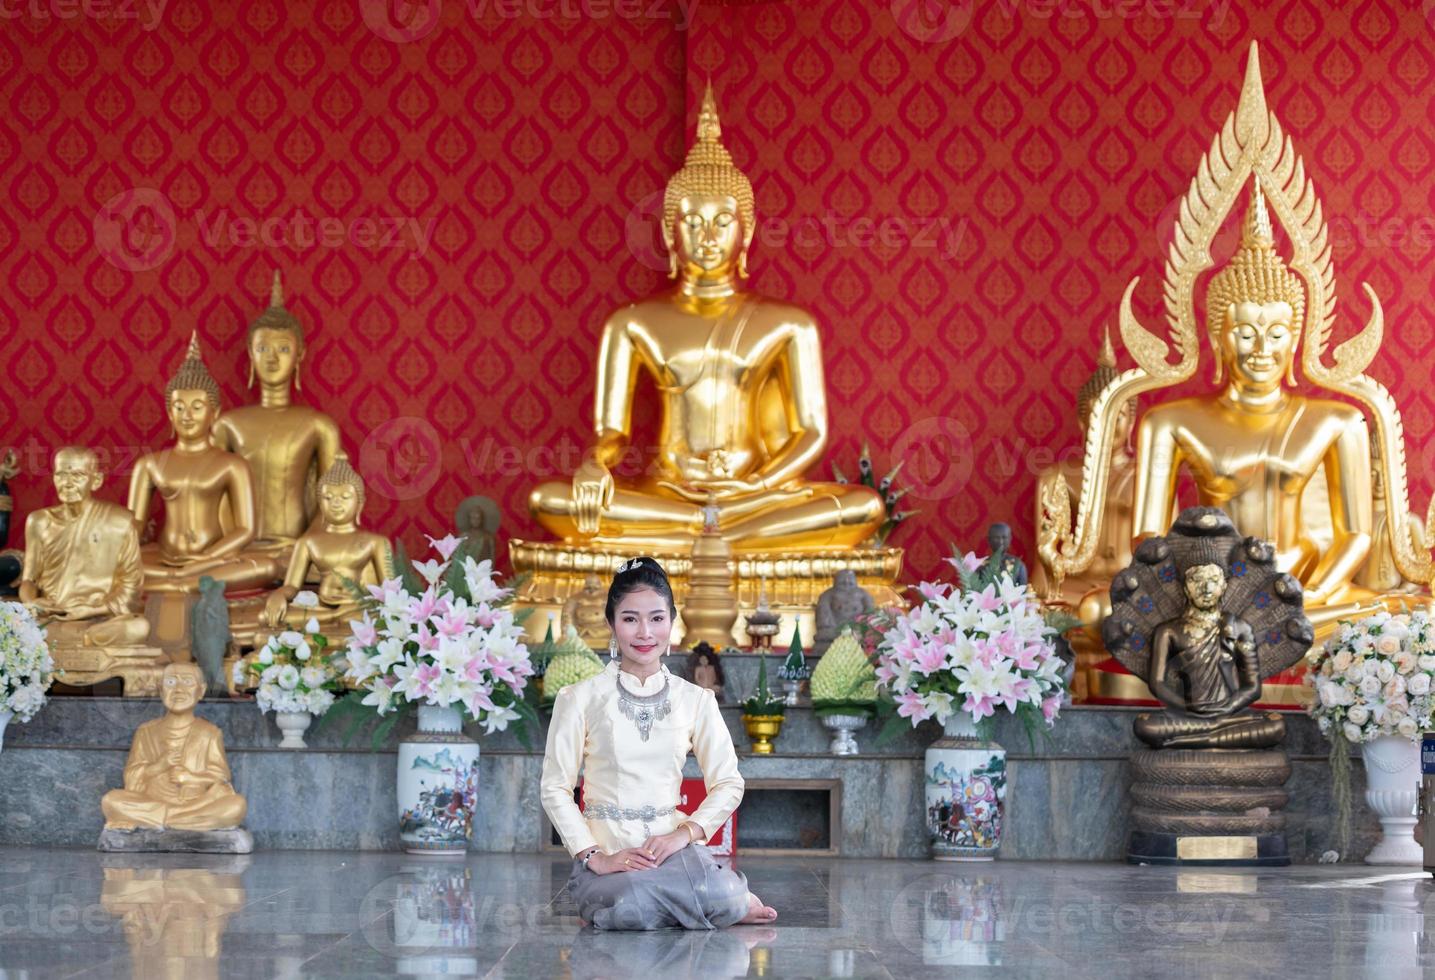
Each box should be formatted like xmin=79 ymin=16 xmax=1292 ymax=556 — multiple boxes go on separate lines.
xmin=589 ymin=846 xmax=660 ymax=875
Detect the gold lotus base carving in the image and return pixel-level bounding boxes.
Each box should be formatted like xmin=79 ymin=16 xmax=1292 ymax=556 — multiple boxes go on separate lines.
xmin=508 ymin=539 xmax=905 ymax=648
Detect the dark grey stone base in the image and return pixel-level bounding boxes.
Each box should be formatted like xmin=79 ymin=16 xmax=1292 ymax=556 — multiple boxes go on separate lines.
xmin=97 ymin=826 xmax=254 ymax=854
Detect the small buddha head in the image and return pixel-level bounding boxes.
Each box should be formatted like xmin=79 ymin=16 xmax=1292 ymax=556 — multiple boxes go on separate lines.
xmin=317 ymin=456 xmax=364 ymax=527
xmin=164 ymin=332 xmax=223 ymax=440
xmin=1205 ymin=181 xmax=1305 ymax=392
xmin=1182 ymin=563 xmax=1228 ymax=611
xmin=52 ymin=446 xmax=102 ymax=505
xmin=160 ymin=662 xmax=205 ymax=713
xmin=247 ymin=271 xmax=306 ymax=390
xmin=662 ymin=83 xmax=755 ymax=282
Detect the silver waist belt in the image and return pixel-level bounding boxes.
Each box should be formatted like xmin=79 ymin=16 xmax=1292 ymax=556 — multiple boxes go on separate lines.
xmin=582 ymin=801 xmax=679 ymax=836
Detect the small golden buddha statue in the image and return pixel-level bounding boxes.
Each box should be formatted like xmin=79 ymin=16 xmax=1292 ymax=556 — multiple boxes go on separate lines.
xmin=1032 ymin=327 xmax=1140 ymax=610
xmin=526 ymin=84 xmax=884 ymax=552
xmin=128 ymin=334 xmax=282 ymax=594
xmin=213 ymin=272 xmax=345 ymax=554
xmin=19 ymin=447 xmax=150 ymax=648
xmin=101 ymin=662 xmax=249 ymax=833
xmin=260 ymin=456 xmax=393 ymax=630
xmin=560 ymin=573 xmax=609 ymax=646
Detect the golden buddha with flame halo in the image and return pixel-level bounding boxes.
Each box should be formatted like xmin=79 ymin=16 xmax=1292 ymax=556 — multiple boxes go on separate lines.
xmin=1040 ymin=43 xmax=1435 ymax=704
xmin=128 ymin=335 xmax=282 ymax=595
xmin=515 ymin=84 xmax=901 ymax=644
xmin=212 ymin=271 xmax=344 ymax=555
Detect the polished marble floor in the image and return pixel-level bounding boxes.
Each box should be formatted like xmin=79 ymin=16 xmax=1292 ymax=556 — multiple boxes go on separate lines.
xmin=0 ymin=847 xmax=1432 ymax=978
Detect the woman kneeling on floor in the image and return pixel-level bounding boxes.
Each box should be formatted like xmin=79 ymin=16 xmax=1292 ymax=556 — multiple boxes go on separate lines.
xmin=540 ymin=556 xmax=779 ymax=930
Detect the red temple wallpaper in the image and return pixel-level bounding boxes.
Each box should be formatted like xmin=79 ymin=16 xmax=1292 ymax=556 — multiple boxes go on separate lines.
xmin=3 ymin=0 xmax=1435 ymax=585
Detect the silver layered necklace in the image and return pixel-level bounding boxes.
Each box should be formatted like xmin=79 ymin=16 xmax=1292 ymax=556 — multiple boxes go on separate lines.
xmin=616 ymin=668 xmax=671 ymax=741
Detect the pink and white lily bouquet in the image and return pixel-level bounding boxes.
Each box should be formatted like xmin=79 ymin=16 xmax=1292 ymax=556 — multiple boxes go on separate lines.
xmin=340 ymin=534 xmax=539 ymax=744
xmin=874 ymin=552 xmax=1068 ymax=738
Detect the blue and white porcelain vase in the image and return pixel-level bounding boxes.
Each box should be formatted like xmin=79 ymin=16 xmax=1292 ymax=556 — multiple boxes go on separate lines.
xmin=398 ymin=705 xmax=481 ymax=855
xmin=924 ymin=713 xmax=1007 ymax=861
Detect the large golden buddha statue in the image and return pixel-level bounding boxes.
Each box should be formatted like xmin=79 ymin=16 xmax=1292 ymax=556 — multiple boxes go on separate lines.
xmin=515 ymin=85 xmax=899 ymax=643
xmin=128 ymin=335 xmax=282 ymax=595
xmin=212 ymin=272 xmax=344 ymax=554
xmin=1040 ymin=44 xmax=1435 ymax=703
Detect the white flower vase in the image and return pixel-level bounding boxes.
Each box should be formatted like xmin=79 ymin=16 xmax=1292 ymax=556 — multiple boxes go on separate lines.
xmin=274 ymin=711 xmax=312 ymax=750
xmin=925 ymin=713 xmax=1006 ymax=861
xmin=1361 ymin=734 xmax=1422 ymax=865
xmin=0 ymin=708 xmax=11 ymax=754
xmin=398 ymin=705 xmax=481 ymax=856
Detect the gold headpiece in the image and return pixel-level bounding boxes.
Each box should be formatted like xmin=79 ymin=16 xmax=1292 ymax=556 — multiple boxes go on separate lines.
xmin=663 ymin=82 xmax=756 ymax=271
xmin=247 ymin=270 xmax=305 ymax=344
xmin=1077 ymin=326 xmax=1121 ymax=429
xmin=164 ymin=332 xmax=222 ymax=410
xmin=1204 ymin=181 xmax=1306 ymax=384
xmin=319 ymin=453 xmax=365 ymax=506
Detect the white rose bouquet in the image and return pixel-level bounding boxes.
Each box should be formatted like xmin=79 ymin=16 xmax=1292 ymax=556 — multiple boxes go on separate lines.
xmin=0 ymin=601 xmax=57 ymax=724
xmin=241 ymin=603 xmax=342 ymax=718
xmin=1306 ymin=609 xmax=1435 ymax=744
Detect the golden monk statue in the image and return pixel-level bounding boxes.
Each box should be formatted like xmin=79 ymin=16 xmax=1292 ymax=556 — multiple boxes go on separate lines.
xmin=101 ymin=662 xmax=249 ymax=834
xmin=128 ymin=334 xmax=282 ymax=594
xmin=260 ymin=456 xmax=393 ymax=630
xmin=527 ymin=84 xmax=883 ymax=552
xmin=20 ymin=447 xmax=150 ymax=648
xmin=1041 ymin=45 xmax=1435 ymax=706
xmin=213 ymin=272 xmax=344 ymax=554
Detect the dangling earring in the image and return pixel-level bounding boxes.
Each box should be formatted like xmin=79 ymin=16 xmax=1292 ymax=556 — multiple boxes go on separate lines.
xmin=609 ymin=638 xmax=619 ymax=663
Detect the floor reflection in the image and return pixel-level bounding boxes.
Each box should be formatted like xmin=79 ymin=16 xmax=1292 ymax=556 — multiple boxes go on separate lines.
xmin=99 ymin=853 xmax=249 ymax=980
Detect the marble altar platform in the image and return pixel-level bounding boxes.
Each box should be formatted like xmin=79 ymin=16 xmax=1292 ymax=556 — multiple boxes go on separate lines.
xmin=0 ymin=847 xmax=1432 ymax=979
xmin=0 ymin=655 xmax=1384 ymax=862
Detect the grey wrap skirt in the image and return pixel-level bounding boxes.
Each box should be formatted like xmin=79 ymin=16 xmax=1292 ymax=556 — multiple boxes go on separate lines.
xmin=568 ymin=843 xmax=750 ymax=930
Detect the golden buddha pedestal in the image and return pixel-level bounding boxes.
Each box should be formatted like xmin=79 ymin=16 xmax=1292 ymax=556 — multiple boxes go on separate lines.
xmin=1039 ymin=44 xmax=1435 ymax=707
xmin=515 ymin=85 xmax=903 ymax=642
xmin=212 ymin=271 xmax=345 ymax=557
xmin=19 ymin=447 xmax=166 ymax=695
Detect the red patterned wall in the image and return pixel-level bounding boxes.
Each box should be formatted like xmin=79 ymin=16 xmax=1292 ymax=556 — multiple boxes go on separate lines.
xmin=3 ymin=0 xmax=1434 ymax=587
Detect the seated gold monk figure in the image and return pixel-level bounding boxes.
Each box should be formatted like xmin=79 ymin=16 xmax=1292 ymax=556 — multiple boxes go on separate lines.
xmin=19 ymin=447 xmax=149 ymax=648
xmin=1102 ymin=508 xmax=1313 ymax=749
xmin=260 ymin=456 xmax=392 ymax=630
xmin=212 ymin=272 xmax=344 ymax=554
xmin=128 ymin=334 xmax=281 ymax=594
xmin=1133 ymin=185 xmax=1378 ymax=625
xmin=101 ymin=662 xmax=248 ymax=831
xmin=528 ymin=84 xmax=883 ymax=551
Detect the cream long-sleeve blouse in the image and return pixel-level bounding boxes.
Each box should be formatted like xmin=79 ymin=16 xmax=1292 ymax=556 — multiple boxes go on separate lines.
xmin=540 ymin=659 xmax=745 ymax=857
